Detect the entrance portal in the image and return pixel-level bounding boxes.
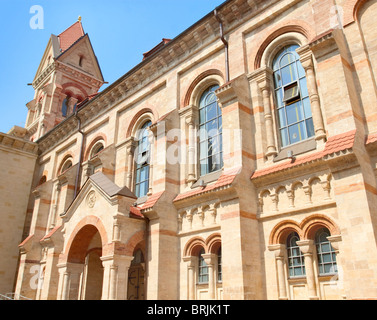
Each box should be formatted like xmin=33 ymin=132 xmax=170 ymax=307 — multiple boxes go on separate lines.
xmin=66 ymin=224 xmax=104 ymax=300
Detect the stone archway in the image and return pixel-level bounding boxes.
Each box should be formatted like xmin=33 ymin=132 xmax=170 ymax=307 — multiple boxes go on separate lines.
xmin=59 ymin=223 xmax=105 ymax=300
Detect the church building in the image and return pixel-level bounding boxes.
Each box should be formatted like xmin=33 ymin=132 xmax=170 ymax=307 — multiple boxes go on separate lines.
xmin=1 ymin=0 xmax=377 ymax=300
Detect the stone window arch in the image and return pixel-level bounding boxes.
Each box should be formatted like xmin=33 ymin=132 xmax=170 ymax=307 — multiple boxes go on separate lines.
xmin=59 ymin=156 xmax=73 ymax=175
xmin=268 ymin=215 xmax=341 ymax=300
xmin=183 ymin=235 xmax=222 ymax=300
xmin=181 ymin=71 xmax=225 ymax=185
xmin=134 ymin=120 xmax=152 ymax=198
xmin=252 ymin=31 xmax=326 ymax=161
xmin=124 ymin=110 xmax=155 ymax=197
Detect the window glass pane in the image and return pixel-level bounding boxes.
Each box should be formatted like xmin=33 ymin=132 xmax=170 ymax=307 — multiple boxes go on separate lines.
xmin=286 ymin=101 xmax=304 ymax=125
xmin=200 ymin=159 xmax=208 ymax=176
xmin=280 ymin=128 xmax=289 ymax=147
xmin=300 ymin=78 xmax=309 ymax=98
xmin=297 ymin=61 xmax=306 ymax=78
xmin=278 ymin=108 xmax=287 ymax=128
xmin=206 ymin=92 xmax=217 ymax=105
xmin=206 ymin=118 xmax=219 ymax=136
xmin=274 ymin=71 xmax=282 ymax=88
xmin=288 ymin=122 xmax=306 ymax=144
xmin=210 ymin=136 xmax=221 ymax=155
xmin=200 ymin=108 xmax=206 ymax=123
xmin=199 ymin=126 xmax=207 ymax=142
xmin=302 ymin=97 xmax=312 ymax=118
xmin=135 ymin=184 xmax=140 ymax=198
xmin=206 ymin=102 xmax=217 ymax=121
xmin=218 ymin=116 xmax=222 ymax=133
xmin=140 ymin=166 xmax=149 ymax=182
xmin=281 ymin=63 xmax=298 ymax=85
xmin=200 ymin=141 xmax=208 ymax=160
xmin=276 ymin=89 xmax=284 ymax=108
xmin=306 ymin=118 xmax=315 ymax=138
xmin=281 ymin=53 xmax=296 ymax=67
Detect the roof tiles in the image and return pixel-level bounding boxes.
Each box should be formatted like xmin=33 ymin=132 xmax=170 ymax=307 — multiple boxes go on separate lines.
xmin=251 ymin=130 xmax=357 ymax=179
xmin=173 ymin=167 xmax=241 ymax=202
xmin=58 ymin=21 xmax=85 ymax=53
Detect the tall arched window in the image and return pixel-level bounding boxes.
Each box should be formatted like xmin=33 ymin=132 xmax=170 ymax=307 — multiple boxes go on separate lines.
xmin=135 ymin=120 xmax=152 ymax=198
xmin=198 ymin=249 xmax=209 ymax=284
xmin=273 ymin=45 xmax=314 ymax=148
xmin=315 ymin=228 xmax=338 ymax=275
xmin=199 ymin=85 xmax=223 ymax=176
xmin=287 ymin=232 xmax=306 ymax=278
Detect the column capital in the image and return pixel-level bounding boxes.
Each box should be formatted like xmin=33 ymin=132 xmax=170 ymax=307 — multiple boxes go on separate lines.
xmin=296 ymin=45 xmax=314 ymax=70
xmin=268 ymin=244 xmax=286 ymax=258
xmin=327 ymin=235 xmax=342 ymax=252
xmin=249 ymin=66 xmax=273 ymax=91
xmin=296 ymin=239 xmax=315 ymax=254
xmin=183 ymin=256 xmax=196 ymax=267
xmin=201 ymin=253 xmax=217 ymax=266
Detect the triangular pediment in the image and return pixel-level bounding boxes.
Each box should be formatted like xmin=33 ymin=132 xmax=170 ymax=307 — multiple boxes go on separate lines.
xmin=32 ymin=35 xmax=59 ymax=83
xmin=56 ymin=34 xmax=104 ymax=82
xmin=62 ymin=172 xmax=137 ymax=222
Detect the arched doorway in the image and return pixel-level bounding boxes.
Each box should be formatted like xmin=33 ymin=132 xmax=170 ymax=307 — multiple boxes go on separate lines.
xmin=127 ymin=249 xmax=145 ymax=300
xmin=66 ymin=224 xmax=104 ymax=300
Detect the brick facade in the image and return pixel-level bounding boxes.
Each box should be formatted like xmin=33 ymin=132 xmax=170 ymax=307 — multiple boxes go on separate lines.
xmin=1 ymin=0 xmax=377 ymax=300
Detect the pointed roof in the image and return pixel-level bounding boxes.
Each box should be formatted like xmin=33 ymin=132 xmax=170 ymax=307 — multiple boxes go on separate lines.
xmin=58 ymin=20 xmax=85 ymax=53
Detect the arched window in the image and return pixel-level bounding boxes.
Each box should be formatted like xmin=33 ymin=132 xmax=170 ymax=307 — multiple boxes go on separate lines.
xmin=273 ymin=45 xmax=314 ymax=148
xmin=198 ymin=249 xmax=209 ymax=284
xmin=315 ymin=228 xmax=338 ymax=275
xmin=60 ymin=158 xmax=73 ymax=175
xmin=135 ymin=120 xmax=152 ymax=198
xmin=90 ymin=141 xmax=104 ymax=159
xmin=199 ymin=85 xmax=223 ymax=176
xmin=287 ymin=232 xmax=306 ymax=278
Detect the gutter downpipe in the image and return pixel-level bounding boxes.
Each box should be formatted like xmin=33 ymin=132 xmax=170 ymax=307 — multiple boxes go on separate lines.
xmin=74 ymin=110 xmax=84 ymax=199
xmin=214 ymin=9 xmax=230 ymax=82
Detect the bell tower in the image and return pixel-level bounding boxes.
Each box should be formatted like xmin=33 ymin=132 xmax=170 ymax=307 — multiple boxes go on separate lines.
xmin=24 ymin=17 xmax=105 ymax=141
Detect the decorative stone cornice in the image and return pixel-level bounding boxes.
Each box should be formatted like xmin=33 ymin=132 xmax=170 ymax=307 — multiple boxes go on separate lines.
xmin=0 ymin=131 xmax=38 ymax=155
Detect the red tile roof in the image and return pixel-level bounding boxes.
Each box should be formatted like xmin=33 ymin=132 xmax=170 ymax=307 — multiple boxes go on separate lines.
xmin=173 ymin=167 xmax=241 ymax=202
xmin=58 ymin=21 xmax=85 ymax=53
xmin=251 ymin=130 xmax=357 ymax=179
xmin=40 ymin=225 xmax=62 ymax=242
xmin=366 ymin=132 xmax=377 ymax=145
xmin=130 ymin=191 xmax=165 ymax=217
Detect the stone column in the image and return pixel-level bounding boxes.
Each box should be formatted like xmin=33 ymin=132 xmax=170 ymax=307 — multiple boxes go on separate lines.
xmin=297 ymin=45 xmax=326 ymax=145
xmin=202 ymin=253 xmax=217 ymax=300
xmin=183 ymin=256 xmax=196 ymax=300
xmin=297 ymin=240 xmax=319 ymax=300
xmin=252 ymin=67 xmax=278 ymax=160
xmin=101 ymin=255 xmax=134 ymax=300
xmin=268 ymin=244 xmax=288 ymax=300
xmin=125 ymin=137 xmax=136 ymax=190
xmin=179 ymin=105 xmax=198 ymax=185
xmin=48 ymin=182 xmax=61 ymax=231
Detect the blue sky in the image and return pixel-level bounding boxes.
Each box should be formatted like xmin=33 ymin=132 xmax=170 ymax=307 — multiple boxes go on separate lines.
xmin=0 ymin=0 xmax=225 ymax=133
